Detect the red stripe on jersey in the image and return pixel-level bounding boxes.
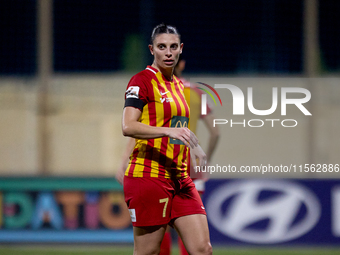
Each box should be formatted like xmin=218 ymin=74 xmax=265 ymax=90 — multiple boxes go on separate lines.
xmin=174 ymin=77 xmax=190 ymax=117
xmin=172 ymin=77 xmax=189 ymax=177
xmin=159 ymin=136 xmax=170 ymax=176
xmin=155 ymin=79 xmax=172 ymax=176
xmin=171 ymin=144 xmax=180 ymax=171
xmin=143 ymin=140 xmax=153 ymax=177
xmin=143 ymin=83 xmax=157 ymax=177
xmin=128 ymin=147 xmax=138 ymax=176
xmin=167 ymin=81 xmax=182 ymax=117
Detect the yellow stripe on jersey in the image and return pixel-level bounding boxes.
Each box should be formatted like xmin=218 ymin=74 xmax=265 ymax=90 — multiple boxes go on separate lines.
xmin=133 ymin=103 xmax=150 ymax=177
xmin=170 ymin=79 xmax=187 ymax=173
xmin=170 ymin=79 xmax=186 ymax=120
xmin=155 ymin=73 xmax=176 ymax=178
xmin=150 ymin=79 xmax=164 ymax=178
xmin=173 ymin=77 xmax=190 ymax=179
xmin=174 ymin=76 xmax=191 ymax=129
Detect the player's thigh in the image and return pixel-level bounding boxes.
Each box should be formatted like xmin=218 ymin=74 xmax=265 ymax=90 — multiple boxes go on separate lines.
xmin=171 ymin=178 xmax=211 ymax=254
xmin=170 ymin=177 xmax=206 ymax=219
xmin=124 ymin=176 xmax=174 ymax=227
xmin=133 ymin=224 xmax=167 ymax=255
xmin=173 ymin=214 xmax=212 ymax=254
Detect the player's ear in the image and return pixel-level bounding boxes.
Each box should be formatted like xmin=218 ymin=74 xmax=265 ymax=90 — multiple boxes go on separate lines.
xmin=180 ymin=43 xmax=183 ymax=54
xmin=148 ymin=44 xmax=154 ymax=55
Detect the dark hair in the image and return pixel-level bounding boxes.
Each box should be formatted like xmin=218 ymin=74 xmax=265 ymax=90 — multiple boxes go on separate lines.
xmin=150 ymin=23 xmax=181 ymax=44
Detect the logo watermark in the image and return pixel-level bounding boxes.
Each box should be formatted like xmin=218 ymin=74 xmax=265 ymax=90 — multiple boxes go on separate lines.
xmin=195 ymin=83 xmax=312 ymax=128
xmin=195 ymin=163 xmax=339 ymax=175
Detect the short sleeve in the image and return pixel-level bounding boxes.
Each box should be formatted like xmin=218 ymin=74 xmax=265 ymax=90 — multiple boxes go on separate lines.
xmin=124 ymin=73 xmax=148 ymax=111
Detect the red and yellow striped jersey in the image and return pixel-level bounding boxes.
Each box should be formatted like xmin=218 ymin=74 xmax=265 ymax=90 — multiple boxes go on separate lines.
xmin=124 ymin=66 xmax=190 ymax=179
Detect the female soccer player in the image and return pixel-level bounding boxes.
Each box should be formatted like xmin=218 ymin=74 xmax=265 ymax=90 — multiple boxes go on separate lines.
xmin=121 ymin=24 xmax=213 ymax=255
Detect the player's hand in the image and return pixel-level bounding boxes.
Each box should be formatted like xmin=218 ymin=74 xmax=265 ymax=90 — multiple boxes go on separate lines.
xmin=190 ymin=144 xmax=207 ymax=170
xmin=201 ymin=160 xmax=210 ymax=181
xmin=167 ymin=127 xmax=198 ymax=148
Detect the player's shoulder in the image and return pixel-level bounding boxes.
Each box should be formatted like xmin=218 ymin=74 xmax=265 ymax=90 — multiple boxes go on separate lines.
xmin=129 ymin=69 xmax=149 ymax=82
xmin=129 ymin=66 xmax=157 ymax=85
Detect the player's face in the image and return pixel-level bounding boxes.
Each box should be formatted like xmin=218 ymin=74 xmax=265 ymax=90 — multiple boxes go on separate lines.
xmin=149 ymin=33 xmax=183 ymax=70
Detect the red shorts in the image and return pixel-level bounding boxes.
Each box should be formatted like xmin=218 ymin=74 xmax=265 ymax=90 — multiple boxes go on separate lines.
xmin=124 ymin=176 xmax=206 ymax=227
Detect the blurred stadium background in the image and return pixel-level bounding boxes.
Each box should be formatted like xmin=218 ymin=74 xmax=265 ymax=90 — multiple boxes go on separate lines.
xmin=1 ymin=0 xmax=340 ymax=254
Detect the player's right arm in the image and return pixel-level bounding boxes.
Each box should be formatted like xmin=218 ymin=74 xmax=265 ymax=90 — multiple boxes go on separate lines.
xmin=122 ymin=106 xmax=198 ymax=148
xmin=202 ymin=112 xmax=220 ymax=163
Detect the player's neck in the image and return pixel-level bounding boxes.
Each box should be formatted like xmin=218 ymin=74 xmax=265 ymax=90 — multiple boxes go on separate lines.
xmin=151 ymin=63 xmax=173 ymax=81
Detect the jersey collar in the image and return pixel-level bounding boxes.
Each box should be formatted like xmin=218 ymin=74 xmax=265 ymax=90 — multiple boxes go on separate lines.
xmin=146 ymin=65 xmax=158 ymax=74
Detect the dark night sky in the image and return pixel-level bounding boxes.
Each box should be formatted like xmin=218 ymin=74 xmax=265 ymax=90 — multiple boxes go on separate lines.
xmin=1 ymin=0 xmax=339 ymax=75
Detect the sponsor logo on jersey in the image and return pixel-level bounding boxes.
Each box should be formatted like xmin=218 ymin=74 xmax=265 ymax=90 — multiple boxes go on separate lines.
xmin=126 ymin=86 xmax=140 ymax=99
xmin=170 ymin=116 xmax=189 ymax=145
xmin=160 ymin=90 xmax=173 ymax=103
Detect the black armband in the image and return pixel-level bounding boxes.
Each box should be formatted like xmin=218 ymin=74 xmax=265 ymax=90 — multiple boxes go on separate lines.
xmin=124 ymin=98 xmax=146 ymax=111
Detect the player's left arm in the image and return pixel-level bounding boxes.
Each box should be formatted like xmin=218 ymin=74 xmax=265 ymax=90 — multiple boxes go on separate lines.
xmin=201 ymin=113 xmax=220 ymax=163
xmin=190 ymin=144 xmax=207 ymax=169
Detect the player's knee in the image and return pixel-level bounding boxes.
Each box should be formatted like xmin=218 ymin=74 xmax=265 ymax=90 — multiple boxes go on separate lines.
xmin=206 ymin=243 xmax=212 ymax=255
xmin=192 ymin=241 xmax=212 ymax=255
xmin=201 ymin=242 xmax=213 ymax=255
